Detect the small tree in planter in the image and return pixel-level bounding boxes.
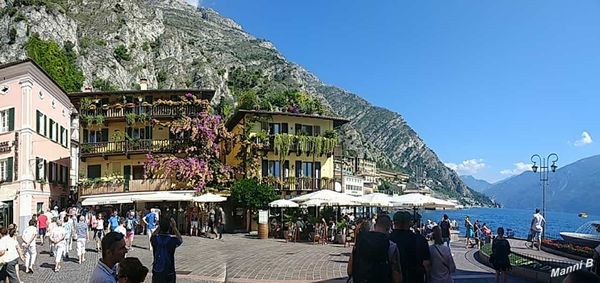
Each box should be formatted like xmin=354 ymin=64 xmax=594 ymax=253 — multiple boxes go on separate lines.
xmin=230 ymin=178 xmax=278 ymax=232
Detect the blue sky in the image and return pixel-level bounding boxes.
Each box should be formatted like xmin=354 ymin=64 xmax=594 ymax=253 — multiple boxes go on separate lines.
xmin=191 ymin=0 xmax=600 ymax=183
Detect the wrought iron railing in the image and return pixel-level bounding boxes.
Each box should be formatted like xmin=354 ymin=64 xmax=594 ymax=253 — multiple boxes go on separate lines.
xmin=264 ymin=177 xmax=334 ymax=191
xmin=80 ymin=139 xmax=181 ymax=156
xmin=81 ymin=105 xmax=204 ymax=119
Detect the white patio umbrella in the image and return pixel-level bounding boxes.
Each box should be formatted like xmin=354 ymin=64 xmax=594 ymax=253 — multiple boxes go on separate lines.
xmin=359 ymin=193 xmax=393 ymax=207
xmin=192 ymin=193 xmax=227 ymax=203
xmin=269 ymin=199 xmax=299 ymax=208
xmin=290 ymin=190 xmax=363 ymax=206
xmin=132 ymin=192 xmax=193 ymax=202
xmin=390 ymin=193 xmax=456 ymax=209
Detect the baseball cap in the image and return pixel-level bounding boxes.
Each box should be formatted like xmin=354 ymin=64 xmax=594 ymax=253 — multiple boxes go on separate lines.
xmin=393 ymin=211 xmax=412 ymax=223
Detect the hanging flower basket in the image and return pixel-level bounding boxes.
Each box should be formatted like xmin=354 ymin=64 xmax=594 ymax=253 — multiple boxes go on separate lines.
xmin=142 ymin=101 xmax=152 ymax=107
xmin=88 ymin=105 xmax=97 ymax=110
xmin=102 ymin=104 xmax=110 ymax=110
xmin=113 ymin=103 xmax=122 ymax=109
xmin=126 ymin=102 xmax=136 ymax=108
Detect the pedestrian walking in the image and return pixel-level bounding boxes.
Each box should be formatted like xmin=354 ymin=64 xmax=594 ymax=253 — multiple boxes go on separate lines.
xmin=464 ymin=216 xmax=475 ymax=248
xmin=38 ymin=211 xmax=48 ymax=246
xmin=0 ymin=227 xmax=25 ymax=282
xmin=50 ymin=219 xmax=67 ymax=272
xmin=75 ymin=215 xmax=89 ymax=264
xmin=125 ymin=212 xmax=137 ymax=250
xmin=428 ymin=226 xmax=456 ymax=283
xmin=151 ymin=217 xmax=183 ymax=283
xmin=9 ymin=226 xmax=25 ymax=283
xmin=208 ymin=209 xmax=217 ymax=239
xmin=530 ymin=208 xmax=545 ymax=250
xmin=95 ymin=213 xmax=105 ymax=251
xmin=116 ymin=218 xmax=127 ymax=237
xmin=440 ymin=214 xmax=451 ymax=249
xmin=48 ymin=217 xmax=57 ymax=256
xmin=189 ymin=208 xmax=199 ymax=237
xmin=217 ymin=206 xmax=226 ymax=239
xmin=143 ymin=209 xmax=158 ymax=251
xmin=22 ymin=219 xmax=38 ymax=274
xmin=117 ymin=257 xmax=149 ymax=283
xmin=63 ymin=215 xmax=74 ymax=258
xmin=109 ymin=211 xmax=120 ymax=232
xmin=89 ymin=232 xmax=128 ymax=283
xmin=390 ymin=211 xmax=431 ymax=283
xmin=490 ymin=227 xmax=511 ymax=283
xmin=347 ymin=214 xmax=402 ymax=283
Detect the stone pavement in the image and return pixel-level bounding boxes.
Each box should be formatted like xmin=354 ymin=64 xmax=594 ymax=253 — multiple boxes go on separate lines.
xmin=17 ymin=233 xmax=542 ymax=283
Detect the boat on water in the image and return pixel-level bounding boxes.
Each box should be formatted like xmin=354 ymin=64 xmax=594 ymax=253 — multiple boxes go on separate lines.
xmin=560 ymin=221 xmax=600 ymax=247
xmin=578 ymin=213 xmax=588 ymax=218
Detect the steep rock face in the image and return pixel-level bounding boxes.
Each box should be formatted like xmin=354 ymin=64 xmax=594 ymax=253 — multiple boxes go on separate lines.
xmin=0 ymin=0 xmax=492 ymax=205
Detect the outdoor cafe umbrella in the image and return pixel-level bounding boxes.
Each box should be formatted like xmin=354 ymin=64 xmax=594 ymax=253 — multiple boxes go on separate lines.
xmin=192 ymin=193 xmax=227 ymax=203
xmin=390 ymin=193 xmax=456 ymax=209
xmin=359 ymin=193 xmax=393 ymax=207
xmin=270 ymin=199 xmax=300 ymax=222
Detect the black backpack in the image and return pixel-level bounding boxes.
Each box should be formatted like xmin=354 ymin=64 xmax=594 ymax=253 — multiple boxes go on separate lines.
xmin=351 ymin=232 xmax=393 ymax=283
xmin=394 ymin=231 xmax=426 ymax=283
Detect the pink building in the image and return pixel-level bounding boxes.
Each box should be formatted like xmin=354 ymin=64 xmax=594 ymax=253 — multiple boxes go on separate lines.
xmin=0 ymin=60 xmax=73 ymax=228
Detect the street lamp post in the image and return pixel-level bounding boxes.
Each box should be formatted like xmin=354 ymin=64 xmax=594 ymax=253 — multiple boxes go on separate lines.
xmin=530 ymin=153 xmax=558 ymax=239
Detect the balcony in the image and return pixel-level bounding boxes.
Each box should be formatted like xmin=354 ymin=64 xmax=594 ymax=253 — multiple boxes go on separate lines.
xmin=264 ymin=177 xmax=334 ymax=191
xmin=79 ymin=178 xmax=173 ymax=196
xmin=256 ymin=135 xmax=336 ymax=157
xmin=81 ymin=105 xmax=205 ymax=121
xmin=81 ymin=139 xmax=182 ymax=158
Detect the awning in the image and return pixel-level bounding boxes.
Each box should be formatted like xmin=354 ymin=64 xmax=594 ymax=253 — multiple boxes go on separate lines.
xmin=132 ymin=192 xmax=193 ymax=202
xmin=81 ymin=195 xmax=133 ymax=206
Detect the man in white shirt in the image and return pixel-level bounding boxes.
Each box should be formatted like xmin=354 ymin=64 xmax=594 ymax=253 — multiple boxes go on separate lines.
xmin=22 ymin=219 xmax=38 ymax=274
xmin=530 ymin=208 xmax=546 ymax=251
xmin=50 ymin=219 xmax=67 ymax=272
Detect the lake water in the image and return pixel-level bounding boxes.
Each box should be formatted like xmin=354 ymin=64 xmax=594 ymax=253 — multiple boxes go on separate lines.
xmin=414 ymin=207 xmax=600 ymax=239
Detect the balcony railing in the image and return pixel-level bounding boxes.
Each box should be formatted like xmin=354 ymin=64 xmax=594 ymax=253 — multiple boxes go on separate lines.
xmin=264 ymin=177 xmax=334 ymax=191
xmin=81 ymin=139 xmax=181 ymax=157
xmin=79 ymin=178 xmax=173 ymax=196
xmin=256 ymin=135 xmax=336 ymax=157
xmin=82 ymin=105 xmax=204 ymax=120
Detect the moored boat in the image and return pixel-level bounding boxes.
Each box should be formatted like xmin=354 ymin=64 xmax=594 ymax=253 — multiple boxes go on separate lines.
xmin=578 ymin=213 xmax=588 ymax=218
xmin=560 ymin=221 xmax=600 ymax=247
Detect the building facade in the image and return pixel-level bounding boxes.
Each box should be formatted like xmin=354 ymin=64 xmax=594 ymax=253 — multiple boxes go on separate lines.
xmin=68 ymin=83 xmax=214 ymax=211
xmin=225 ymin=109 xmax=348 ymax=199
xmin=342 ymin=175 xmax=364 ymax=197
xmin=0 ymin=60 xmax=73 ymax=229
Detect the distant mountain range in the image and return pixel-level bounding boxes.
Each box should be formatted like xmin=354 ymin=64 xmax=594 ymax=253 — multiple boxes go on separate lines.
xmin=460 ymin=175 xmax=493 ymax=193
xmin=484 ymin=154 xmax=600 ymax=215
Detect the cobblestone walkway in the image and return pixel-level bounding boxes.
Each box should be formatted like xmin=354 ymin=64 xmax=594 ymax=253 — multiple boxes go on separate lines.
xmin=19 ymin=233 xmax=351 ymax=283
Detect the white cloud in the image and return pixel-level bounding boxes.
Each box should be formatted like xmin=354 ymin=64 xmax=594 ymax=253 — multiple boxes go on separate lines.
xmin=500 ymin=162 xmax=532 ymax=175
xmin=574 ymin=131 xmax=593 ymax=146
xmin=445 ymin=159 xmax=486 ymax=175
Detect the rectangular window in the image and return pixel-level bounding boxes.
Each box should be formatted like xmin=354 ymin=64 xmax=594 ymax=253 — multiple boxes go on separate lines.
xmin=0 ymin=159 xmax=6 ymax=181
xmin=87 ymin=165 xmax=101 ymax=179
xmin=36 ymin=203 xmax=44 ymax=214
xmin=132 ymin=165 xmax=144 ymax=180
xmin=35 ymin=157 xmax=47 ymax=180
xmin=0 ymin=110 xmax=8 ymax=133
xmin=268 ymin=161 xmax=281 ymax=178
xmin=302 ymin=162 xmax=313 ymax=177
xmin=294 ymin=124 xmax=314 ymax=136
xmin=87 ymin=129 xmax=109 ymax=143
xmin=269 ymin=123 xmax=280 ymax=135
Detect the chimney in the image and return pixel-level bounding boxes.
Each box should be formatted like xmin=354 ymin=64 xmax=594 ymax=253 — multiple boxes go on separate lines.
xmin=83 ymin=86 xmax=92 ymax=92
xmin=140 ymin=78 xmax=148 ymax=90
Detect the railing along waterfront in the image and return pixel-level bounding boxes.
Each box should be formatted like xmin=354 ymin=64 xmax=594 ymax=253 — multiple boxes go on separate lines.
xmin=81 ymin=139 xmax=181 ymax=156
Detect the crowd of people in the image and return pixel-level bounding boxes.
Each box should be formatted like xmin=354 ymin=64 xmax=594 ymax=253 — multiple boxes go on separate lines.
xmin=0 ymin=204 xmax=186 ymax=283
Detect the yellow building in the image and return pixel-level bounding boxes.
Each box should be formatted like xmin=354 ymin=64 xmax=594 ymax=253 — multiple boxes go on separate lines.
xmin=225 ymin=109 xmax=349 ymax=199
xmin=68 ymin=83 xmax=214 ymax=212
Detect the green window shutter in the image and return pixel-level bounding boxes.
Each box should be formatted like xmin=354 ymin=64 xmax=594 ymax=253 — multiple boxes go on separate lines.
xmin=43 ymin=160 xmax=47 ymax=180
xmin=126 ymin=127 xmax=132 ymax=139
xmin=59 ymin=126 xmax=64 ymax=145
xmin=35 ymin=158 xmax=40 ymax=180
xmin=6 ymin=157 xmax=13 ymax=182
xmin=8 ymin=108 xmax=14 ymax=131
xmin=43 ymin=115 xmax=47 ymax=136
xmin=83 ymin=129 xmax=88 ymax=143
xmin=101 ymin=128 xmax=109 ymax=142
xmin=55 ymin=123 xmax=58 ymax=142
xmin=36 ymin=111 xmax=40 ymax=133
xmin=66 ymin=129 xmax=69 ymax=147
xmin=49 ymin=119 xmax=54 ymax=140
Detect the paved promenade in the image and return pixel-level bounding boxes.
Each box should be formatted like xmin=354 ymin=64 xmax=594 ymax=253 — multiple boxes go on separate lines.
xmin=17 ymin=233 xmax=570 ymax=282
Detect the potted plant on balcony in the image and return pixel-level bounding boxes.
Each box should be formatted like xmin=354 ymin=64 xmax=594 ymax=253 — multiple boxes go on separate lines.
xmin=126 ymin=102 xmax=136 ymax=108
xmin=86 ymin=115 xmax=95 ymax=127
xmin=137 ymin=113 xmax=148 ymax=123
xmin=102 ymin=104 xmax=110 ymax=110
xmin=88 ymin=104 xmax=97 ymax=111
xmin=142 ymin=101 xmax=152 ymax=107
xmin=300 ymin=176 xmax=312 ymax=190
xmin=81 ymin=143 xmax=93 ymax=153
xmin=112 ymin=102 xmax=122 ymax=109
xmin=37 ymin=178 xmax=47 ymax=187
xmin=80 ymin=97 xmax=92 ymax=110
xmin=94 ymin=115 xmax=105 ymax=125
xmin=125 ymin=113 xmax=137 ymax=125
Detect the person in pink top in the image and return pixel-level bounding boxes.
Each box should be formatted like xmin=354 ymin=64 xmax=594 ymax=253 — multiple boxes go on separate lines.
xmin=37 ymin=212 xmax=48 ymax=246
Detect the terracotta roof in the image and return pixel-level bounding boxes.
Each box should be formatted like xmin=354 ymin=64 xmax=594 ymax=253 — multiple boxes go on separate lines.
xmin=225 ymin=109 xmax=350 ymax=130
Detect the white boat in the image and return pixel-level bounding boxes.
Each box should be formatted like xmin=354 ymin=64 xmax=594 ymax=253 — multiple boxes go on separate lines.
xmin=560 ymin=221 xmax=600 ymax=247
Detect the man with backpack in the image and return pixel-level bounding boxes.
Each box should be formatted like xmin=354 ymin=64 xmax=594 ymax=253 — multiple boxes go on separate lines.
xmin=151 ymin=216 xmax=183 ymax=283
xmin=347 ymin=214 xmax=402 ymax=283
xmin=390 ymin=211 xmax=431 ymax=283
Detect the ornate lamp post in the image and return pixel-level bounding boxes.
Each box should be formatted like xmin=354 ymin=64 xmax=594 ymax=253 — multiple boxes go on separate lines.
xmin=530 ymin=153 xmax=558 ymax=239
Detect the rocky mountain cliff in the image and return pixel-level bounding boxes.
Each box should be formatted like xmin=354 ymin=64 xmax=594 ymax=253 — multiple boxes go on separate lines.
xmin=0 ymin=0 xmax=493 ymax=205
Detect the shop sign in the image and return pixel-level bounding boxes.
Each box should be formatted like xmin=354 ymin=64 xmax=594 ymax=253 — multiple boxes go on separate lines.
xmin=0 ymin=141 xmax=10 ymax=153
